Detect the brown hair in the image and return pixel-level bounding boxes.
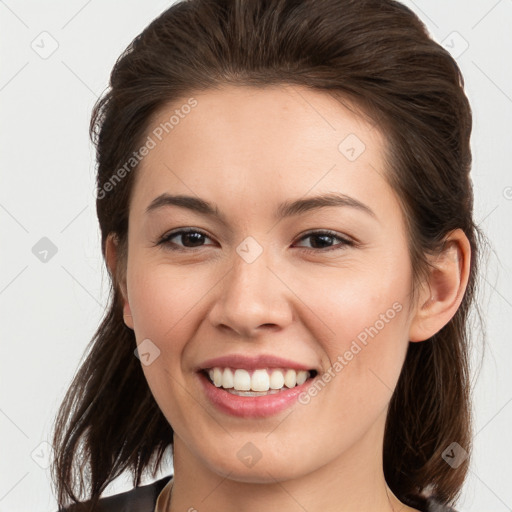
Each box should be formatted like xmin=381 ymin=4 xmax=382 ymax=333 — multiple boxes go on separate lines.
xmin=51 ymin=0 xmax=487 ymax=510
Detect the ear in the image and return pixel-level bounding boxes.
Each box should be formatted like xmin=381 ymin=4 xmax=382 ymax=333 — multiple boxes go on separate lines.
xmin=408 ymin=228 xmax=471 ymax=342
xmin=105 ymin=233 xmax=134 ymax=330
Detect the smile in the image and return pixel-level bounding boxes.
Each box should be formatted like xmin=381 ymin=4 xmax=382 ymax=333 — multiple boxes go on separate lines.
xmin=205 ymin=367 xmax=315 ymax=394
xmin=196 ymin=355 xmax=319 ymax=418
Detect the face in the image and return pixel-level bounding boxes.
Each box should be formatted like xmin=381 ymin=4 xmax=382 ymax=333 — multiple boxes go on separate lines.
xmin=120 ymin=84 xmax=419 ymax=483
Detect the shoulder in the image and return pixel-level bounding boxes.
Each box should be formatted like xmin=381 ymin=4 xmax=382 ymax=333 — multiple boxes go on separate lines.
xmin=402 ymin=493 xmax=459 ymax=512
xmin=58 ymin=475 xmax=173 ymax=512
xmin=412 ymin=495 xmax=458 ymax=512
xmin=424 ymin=497 xmax=458 ymax=512
xmin=59 ymin=477 xmax=457 ymax=512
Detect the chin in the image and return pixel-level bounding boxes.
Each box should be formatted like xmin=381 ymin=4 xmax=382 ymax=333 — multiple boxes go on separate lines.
xmin=208 ymin=462 xmax=305 ymax=484
xmin=198 ymin=443 xmax=319 ymax=484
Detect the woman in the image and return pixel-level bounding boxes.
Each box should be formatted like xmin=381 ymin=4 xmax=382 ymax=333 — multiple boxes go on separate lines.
xmin=52 ymin=0 xmax=484 ymax=511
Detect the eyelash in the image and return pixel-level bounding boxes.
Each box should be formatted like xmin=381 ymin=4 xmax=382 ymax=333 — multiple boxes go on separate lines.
xmin=155 ymin=228 xmax=354 ymax=254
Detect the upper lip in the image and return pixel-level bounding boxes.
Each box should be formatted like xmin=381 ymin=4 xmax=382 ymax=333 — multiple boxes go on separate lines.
xmin=197 ymin=354 xmax=317 ymax=372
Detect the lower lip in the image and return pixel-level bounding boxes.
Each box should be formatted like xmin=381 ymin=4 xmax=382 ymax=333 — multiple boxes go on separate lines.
xmin=198 ymin=371 xmax=313 ymax=418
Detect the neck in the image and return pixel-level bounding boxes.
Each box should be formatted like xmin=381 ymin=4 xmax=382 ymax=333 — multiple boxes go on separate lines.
xmin=167 ymin=410 xmax=405 ymax=512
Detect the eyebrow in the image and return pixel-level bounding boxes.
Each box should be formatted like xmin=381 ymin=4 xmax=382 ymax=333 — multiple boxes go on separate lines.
xmin=145 ymin=192 xmax=377 ymax=224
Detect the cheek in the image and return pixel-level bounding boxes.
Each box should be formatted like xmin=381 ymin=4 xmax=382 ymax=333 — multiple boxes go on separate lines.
xmin=126 ymin=262 xmax=207 ymax=429
xmin=293 ymin=253 xmax=411 ymax=413
xmin=127 ymin=261 xmax=212 ymax=345
xmin=293 ymin=252 xmax=410 ymax=350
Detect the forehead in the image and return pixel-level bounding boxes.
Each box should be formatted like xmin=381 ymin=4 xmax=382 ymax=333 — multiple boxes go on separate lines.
xmin=130 ymin=84 xmax=397 ymax=225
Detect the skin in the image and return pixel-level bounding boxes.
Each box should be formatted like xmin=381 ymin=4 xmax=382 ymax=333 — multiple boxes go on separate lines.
xmin=106 ymin=84 xmax=471 ymax=512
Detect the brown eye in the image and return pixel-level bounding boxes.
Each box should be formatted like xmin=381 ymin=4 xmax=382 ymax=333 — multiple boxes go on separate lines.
xmin=157 ymin=228 xmax=214 ymax=251
xmin=294 ymin=230 xmax=353 ymax=252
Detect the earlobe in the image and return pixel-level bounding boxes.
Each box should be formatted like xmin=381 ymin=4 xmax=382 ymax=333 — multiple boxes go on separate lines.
xmin=105 ymin=233 xmax=134 ymax=330
xmin=123 ymin=302 xmax=134 ymax=330
xmin=408 ymin=229 xmax=471 ymax=342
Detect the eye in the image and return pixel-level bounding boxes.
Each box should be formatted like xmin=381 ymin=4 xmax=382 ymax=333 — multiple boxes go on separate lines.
xmin=155 ymin=228 xmax=354 ymax=253
xmin=294 ymin=230 xmax=354 ymax=252
xmin=155 ymin=228 xmax=215 ymax=252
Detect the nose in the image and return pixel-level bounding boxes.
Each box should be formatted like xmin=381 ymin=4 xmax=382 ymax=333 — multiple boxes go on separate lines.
xmin=207 ymin=247 xmax=294 ymax=339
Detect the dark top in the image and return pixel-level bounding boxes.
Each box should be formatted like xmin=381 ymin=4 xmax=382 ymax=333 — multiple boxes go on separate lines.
xmin=59 ymin=475 xmax=458 ymax=511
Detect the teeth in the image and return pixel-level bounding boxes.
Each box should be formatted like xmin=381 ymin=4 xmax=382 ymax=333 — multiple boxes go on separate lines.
xmin=269 ymin=369 xmax=285 ymax=389
xmin=251 ymin=369 xmax=270 ymax=391
xmin=222 ymin=368 xmax=234 ymax=389
xmin=284 ymin=369 xmax=297 ymax=388
xmin=233 ymin=369 xmax=251 ymax=390
xmin=213 ymin=367 xmax=223 ymax=387
xmin=206 ymin=367 xmax=311 ymax=392
xmin=296 ymin=370 xmax=308 ymax=385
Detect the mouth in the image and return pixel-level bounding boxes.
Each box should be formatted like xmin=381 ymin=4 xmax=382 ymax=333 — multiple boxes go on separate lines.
xmin=196 ymin=356 xmax=319 ymax=418
xmin=201 ymin=367 xmax=318 ymax=396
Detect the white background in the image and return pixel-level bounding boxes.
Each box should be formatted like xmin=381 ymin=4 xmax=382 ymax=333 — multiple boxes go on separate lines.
xmin=1 ymin=1 xmax=511 ymax=511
